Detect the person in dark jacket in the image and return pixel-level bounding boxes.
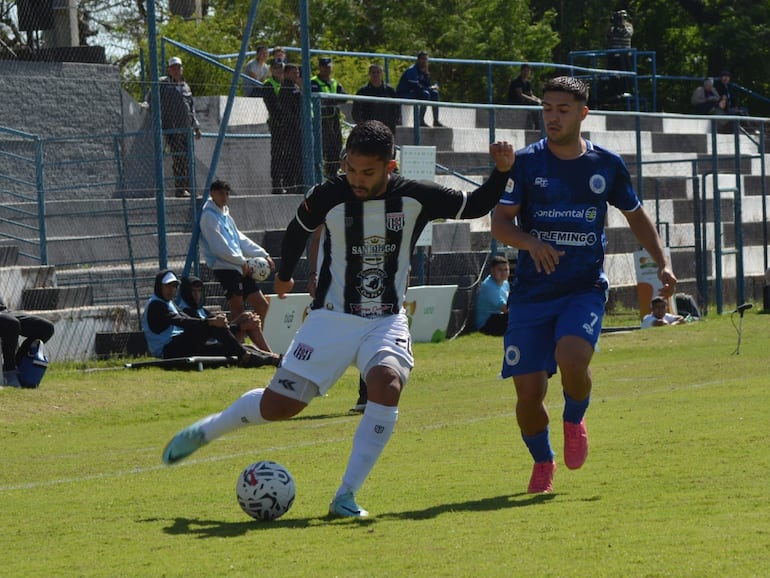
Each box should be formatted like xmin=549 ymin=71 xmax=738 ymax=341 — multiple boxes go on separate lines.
xmin=352 ymin=63 xmax=401 ymax=135
xmin=141 ymin=269 xmax=278 ymax=366
xmin=0 ymin=297 xmax=55 ymax=387
xmin=177 ymin=275 xmax=274 ymax=354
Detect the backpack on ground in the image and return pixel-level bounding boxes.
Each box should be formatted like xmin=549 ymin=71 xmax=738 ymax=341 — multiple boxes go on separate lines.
xmin=18 ymin=339 xmax=49 ymax=389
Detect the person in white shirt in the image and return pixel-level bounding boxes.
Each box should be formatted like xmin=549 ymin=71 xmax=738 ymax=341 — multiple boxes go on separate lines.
xmin=641 ymin=296 xmax=685 ymax=328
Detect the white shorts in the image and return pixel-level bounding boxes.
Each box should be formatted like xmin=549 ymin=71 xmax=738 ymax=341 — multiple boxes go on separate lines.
xmin=279 ymin=308 xmax=414 ymax=395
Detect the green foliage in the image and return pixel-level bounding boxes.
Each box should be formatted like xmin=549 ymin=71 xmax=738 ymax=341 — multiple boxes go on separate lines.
xmin=2 ymin=313 xmax=769 ymax=576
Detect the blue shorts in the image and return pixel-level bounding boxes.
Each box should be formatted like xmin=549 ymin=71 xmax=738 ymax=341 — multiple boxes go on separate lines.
xmin=501 ymin=290 xmax=606 ymax=378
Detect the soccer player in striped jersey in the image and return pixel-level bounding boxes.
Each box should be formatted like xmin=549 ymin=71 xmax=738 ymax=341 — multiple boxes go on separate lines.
xmin=162 ymin=120 xmax=515 ymax=518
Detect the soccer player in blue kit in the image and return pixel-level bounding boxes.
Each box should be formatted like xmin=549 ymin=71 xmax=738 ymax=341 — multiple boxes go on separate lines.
xmin=491 ymin=76 xmax=677 ymax=493
xmin=162 ymin=121 xmax=515 ymax=517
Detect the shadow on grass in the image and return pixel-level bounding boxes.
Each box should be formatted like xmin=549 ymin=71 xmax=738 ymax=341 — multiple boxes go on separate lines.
xmin=149 ymin=492 xmax=561 ymax=538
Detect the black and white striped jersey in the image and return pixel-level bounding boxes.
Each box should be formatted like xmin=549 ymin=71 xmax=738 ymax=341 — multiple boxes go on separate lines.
xmin=278 ymin=170 xmax=510 ymax=318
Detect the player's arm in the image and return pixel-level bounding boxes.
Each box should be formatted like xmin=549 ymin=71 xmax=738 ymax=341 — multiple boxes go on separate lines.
xmin=623 ymin=207 xmax=677 ymax=298
xmin=491 ymin=203 xmax=564 ymax=275
xmin=457 ymin=142 xmax=515 ymax=218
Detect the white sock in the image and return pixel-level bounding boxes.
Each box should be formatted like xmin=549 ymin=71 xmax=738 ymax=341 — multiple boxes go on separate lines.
xmin=335 ymin=401 xmax=398 ymax=499
xmin=199 ymin=388 xmax=268 ymax=441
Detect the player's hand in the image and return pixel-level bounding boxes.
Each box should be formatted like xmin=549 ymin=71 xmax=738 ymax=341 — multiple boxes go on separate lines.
xmin=526 ymin=237 xmax=565 ymax=275
xmin=266 ymin=256 xmax=276 ymax=271
xmin=657 ymin=266 xmax=677 ymax=298
xmin=274 ymin=276 xmax=294 ymax=299
xmin=489 ymin=141 xmax=514 ymax=173
xmin=242 ymin=262 xmax=253 ymax=277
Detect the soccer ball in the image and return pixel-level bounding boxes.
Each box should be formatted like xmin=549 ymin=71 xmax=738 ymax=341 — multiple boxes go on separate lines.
xmin=236 ymin=460 xmax=296 ymax=521
xmin=247 ymin=256 xmax=271 ymax=282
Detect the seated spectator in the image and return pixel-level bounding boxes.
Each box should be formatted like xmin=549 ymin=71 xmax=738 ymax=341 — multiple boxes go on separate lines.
xmin=396 ymin=51 xmax=445 ymax=127
xmin=474 ymin=255 xmax=510 ymax=336
xmin=691 ymin=78 xmax=721 ymax=115
xmin=0 ymin=297 xmax=55 ymax=387
xmin=641 ymin=296 xmax=686 ymax=328
xmin=177 ymin=275 xmax=274 ymax=353
xmin=141 ymin=269 xmax=279 ymax=366
xmin=199 ymin=179 xmax=274 ymax=350
xmin=713 ymin=70 xmax=748 ymax=115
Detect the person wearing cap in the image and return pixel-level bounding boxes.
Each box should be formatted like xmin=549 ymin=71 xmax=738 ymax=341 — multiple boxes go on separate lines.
xmin=177 ymin=275 xmax=274 ymax=354
xmin=199 ymin=179 xmax=274 ymax=349
xmin=641 ymin=296 xmax=686 ymax=328
xmin=157 ymin=56 xmax=201 ymax=198
xmin=396 ymin=51 xmax=445 ymax=128
xmin=605 ymin=9 xmax=634 ymax=102
xmin=141 ymin=269 xmax=279 ymax=366
xmin=310 ymin=57 xmax=347 ymax=179
xmin=352 ymin=63 xmax=401 ymax=135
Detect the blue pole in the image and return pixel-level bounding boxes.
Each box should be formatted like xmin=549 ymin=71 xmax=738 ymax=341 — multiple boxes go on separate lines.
xmin=182 ymin=0 xmax=263 ymax=277
xmin=300 ymin=0 xmax=316 ymax=191
xmin=145 ymin=0 xmax=167 ymax=268
xmin=34 ymin=137 xmax=47 ymax=265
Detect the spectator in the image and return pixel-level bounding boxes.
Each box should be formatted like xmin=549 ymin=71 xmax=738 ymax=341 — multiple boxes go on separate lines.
xmin=199 ymin=179 xmax=274 ymax=349
xmin=177 ymin=276 xmax=274 ymax=353
xmin=506 ymin=64 xmax=541 ymax=130
xmin=641 ymin=296 xmax=686 ymax=328
xmin=714 ymin=70 xmax=749 ymax=115
xmin=0 ymin=297 xmax=54 ymax=387
xmin=691 ymin=77 xmax=721 ymax=115
xmin=158 ymin=56 xmax=202 ymax=198
xmin=141 ymin=270 xmax=278 ymax=366
xmin=311 ymin=57 xmax=347 ymax=180
xmin=397 ymin=51 xmax=445 ymax=127
xmin=264 ymin=62 xmax=303 ymax=194
xmin=352 ymin=63 xmax=401 ymax=135
xmin=474 ymin=255 xmax=510 ymax=336
xmin=272 ymin=46 xmax=287 ymax=64
xmin=243 ymin=44 xmax=269 ymax=97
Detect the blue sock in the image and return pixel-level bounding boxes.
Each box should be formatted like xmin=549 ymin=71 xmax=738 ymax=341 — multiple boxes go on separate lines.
xmin=522 ymin=428 xmax=554 ymax=463
xmin=563 ymin=392 xmax=590 ymax=424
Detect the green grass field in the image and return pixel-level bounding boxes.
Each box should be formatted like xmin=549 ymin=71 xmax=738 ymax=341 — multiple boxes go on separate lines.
xmin=1 ymin=312 xmax=769 ymax=577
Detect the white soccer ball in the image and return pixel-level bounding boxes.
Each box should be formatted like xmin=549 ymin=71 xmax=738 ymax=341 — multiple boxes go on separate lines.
xmin=247 ymin=256 xmax=271 ymax=282
xmin=236 ymin=460 xmax=296 ymax=521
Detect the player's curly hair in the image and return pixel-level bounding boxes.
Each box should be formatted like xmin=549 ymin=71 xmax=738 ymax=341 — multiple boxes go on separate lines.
xmin=543 ymin=76 xmax=590 ymax=103
xmin=345 ymin=120 xmax=395 ymax=161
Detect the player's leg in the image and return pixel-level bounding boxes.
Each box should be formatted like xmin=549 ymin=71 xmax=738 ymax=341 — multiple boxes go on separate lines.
xmin=162 ymin=370 xmax=315 ymax=465
xmin=502 ymin=300 xmax=559 ymax=493
xmin=554 ymin=290 xmax=605 ymax=470
xmin=329 ymin=315 xmax=413 ymax=518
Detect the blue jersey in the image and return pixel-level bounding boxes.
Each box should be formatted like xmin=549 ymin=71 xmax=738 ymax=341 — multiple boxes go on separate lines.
xmin=499 ymin=138 xmax=641 ymax=302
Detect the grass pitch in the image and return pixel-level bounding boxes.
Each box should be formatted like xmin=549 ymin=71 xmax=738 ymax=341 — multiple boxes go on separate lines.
xmin=1 ymin=311 xmax=769 ymax=577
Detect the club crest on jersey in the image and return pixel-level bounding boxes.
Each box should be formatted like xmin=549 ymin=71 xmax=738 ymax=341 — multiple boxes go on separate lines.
xmin=589 ymin=174 xmax=606 ymax=195
xmin=386 ymin=212 xmax=405 ymax=232
xmin=357 ymin=268 xmax=387 ymax=298
xmin=292 ymin=342 xmax=314 ymax=361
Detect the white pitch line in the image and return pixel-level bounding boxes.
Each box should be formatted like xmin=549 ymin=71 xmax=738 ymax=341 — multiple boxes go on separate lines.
xmin=0 ymin=374 xmax=741 ymax=493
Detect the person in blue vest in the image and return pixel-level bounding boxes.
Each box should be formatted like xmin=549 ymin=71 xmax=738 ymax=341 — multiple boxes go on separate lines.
xmin=177 ymin=275 xmax=274 ymax=354
xmin=396 ymin=51 xmax=445 ymax=128
xmin=311 ymin=57 xmax=347 ymax=179
xmin=199 ymin=179 xmax=274 ymax=348
xmin=142 ymin=269 xmax=278 ymax=366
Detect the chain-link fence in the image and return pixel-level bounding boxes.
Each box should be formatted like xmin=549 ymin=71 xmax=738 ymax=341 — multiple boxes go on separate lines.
xmin=1 ymin=53 xmax=769 ymax=362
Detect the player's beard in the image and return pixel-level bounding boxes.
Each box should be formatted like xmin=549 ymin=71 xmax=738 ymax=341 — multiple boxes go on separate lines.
xmin=351 ymin=173 xmax=389 ymax=200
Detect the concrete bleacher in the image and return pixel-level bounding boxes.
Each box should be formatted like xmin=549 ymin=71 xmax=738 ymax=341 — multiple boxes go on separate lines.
xmin=1 ymin=61 xmax=768 ymax=360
